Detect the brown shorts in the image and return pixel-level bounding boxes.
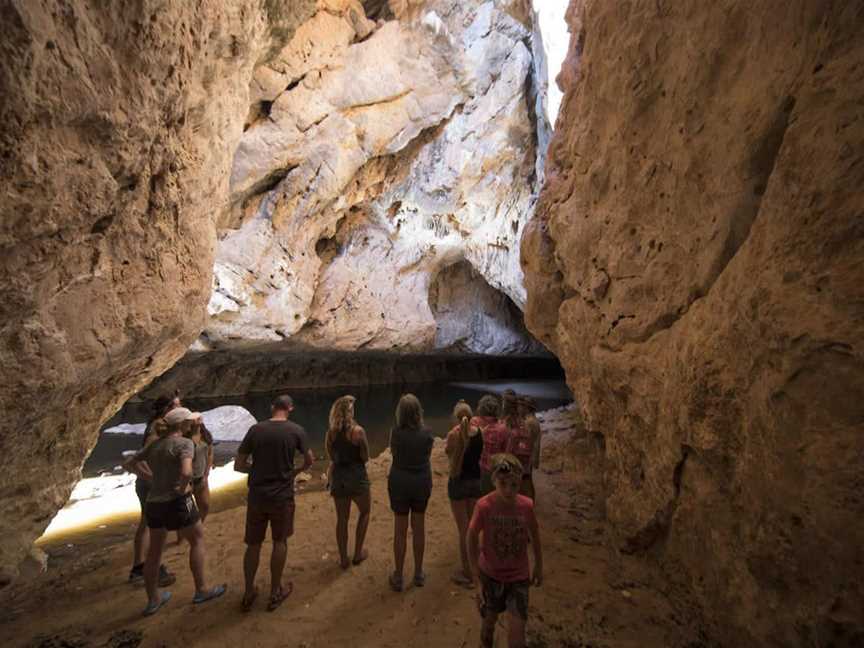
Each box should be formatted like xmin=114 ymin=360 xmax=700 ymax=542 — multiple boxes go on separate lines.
xmin=245 ymin=497 xmax=295 ymax=545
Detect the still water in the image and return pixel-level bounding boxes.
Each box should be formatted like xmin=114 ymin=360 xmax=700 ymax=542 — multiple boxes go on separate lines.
xmin=85 ymin=379 xmax=572 ymax=477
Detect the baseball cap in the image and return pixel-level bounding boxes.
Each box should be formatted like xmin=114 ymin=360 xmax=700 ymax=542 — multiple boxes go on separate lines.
xmin=164 ymin=407 xmax=195 ymax=426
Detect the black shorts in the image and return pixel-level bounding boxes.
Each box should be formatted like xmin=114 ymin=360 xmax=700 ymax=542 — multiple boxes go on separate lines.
xmin=389 ymin=494 xmax=429 ymax=515
xmin=447 ymin=477 xmax=482 ymax=501
xmin=145 ymin=494 xmax=200 ymax=531
xmin=135 ymin=479 xmax=150 ymax=512
xmin=479 ymin=572 xmax=530 ymax=620
xmin=330 ymin=464 xmax=370 ymax=499
xmin=480 ymin=471 xmax=495 ymax=496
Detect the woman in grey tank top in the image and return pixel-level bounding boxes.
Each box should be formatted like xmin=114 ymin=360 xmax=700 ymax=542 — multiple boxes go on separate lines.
xmin=387 ymin=393 xmax=434 ymax=591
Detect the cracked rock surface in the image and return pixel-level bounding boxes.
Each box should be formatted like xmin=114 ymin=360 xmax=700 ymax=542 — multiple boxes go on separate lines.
xmin=0 ymin=0 xmax=317 ymax=582
xmin=523 ymin=1 xmax=864 ymax=645
xmin=206 ymin=0 xmax=546 ymax=354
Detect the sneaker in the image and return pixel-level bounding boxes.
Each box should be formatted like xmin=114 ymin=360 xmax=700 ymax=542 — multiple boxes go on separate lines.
xmin=128 ymin=564 xmax=144 ymax=583
xmin=158 ymin=565 xmax=176 ymax=587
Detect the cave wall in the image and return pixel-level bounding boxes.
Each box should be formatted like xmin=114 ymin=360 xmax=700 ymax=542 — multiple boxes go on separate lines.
xmin=203 ymin=0 xmax=548 ymax=353
xmin=0 ymin=0 xmax=317 ymax=582
xmin=523 ymin=0 xmax=864 ymax=645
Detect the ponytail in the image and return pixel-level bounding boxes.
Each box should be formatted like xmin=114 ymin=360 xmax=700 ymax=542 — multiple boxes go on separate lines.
xmin=459 ymin=415 xmax=470 ymax=442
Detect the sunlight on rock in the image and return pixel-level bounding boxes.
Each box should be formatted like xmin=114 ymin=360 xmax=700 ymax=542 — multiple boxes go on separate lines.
xmin=532 ymin=0 xmax=570 ymax=125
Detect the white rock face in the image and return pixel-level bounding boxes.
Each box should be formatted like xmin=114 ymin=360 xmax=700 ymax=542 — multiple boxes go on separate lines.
xmin=104 ymin=405 xmax=257 ymax=442
xmin=205 ymin=0 xmax=549 ymax=353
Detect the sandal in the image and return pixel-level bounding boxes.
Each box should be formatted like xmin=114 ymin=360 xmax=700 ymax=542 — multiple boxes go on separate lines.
xmin=193 ymin=584 xmax=227 ymax=605
xmin=389 ymin=572 xmax=403 ymax=592
xmin=267 ymin=582 xmax=293 ymax=612
xmin=451 ymin=570 xmax=472 ymax=587
xmin=143 ymin=591 xmax=171 ymax=617
xmin=241 ymin=586 xmax=258 ymax=613
xmin=352 ymin=549 xmax=369 ymax=566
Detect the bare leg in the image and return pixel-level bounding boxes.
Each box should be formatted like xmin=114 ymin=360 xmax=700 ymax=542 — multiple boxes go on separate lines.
xmin=133 ymin=514 xmax=149 ymax=568
xmin=144 ymin=527 xmax=167 ymax=605
xmin=334 ymin=497 xmax=351 ymax=568
xmin=393 ymin=514 xmax=409 ymax=579
xmin=270 ymin=539 xmax=288 ymax=596
xmin=507 ymin=611 xmax=527 ymax=648
xmin=410 ymin=512 xmax=426 ymax=579
xmin=450 ymin=500 xmax=470 ymax=578
xmin=352 ymin=492 xmax=371 ymax=562
xmin=243 ymin=542 xmax=261 ymax=598
xmin=195 ymin=484 xmax=211 ymax=522
xmin=178 ymin=521 xmax=207 ymax=593
xmin=466 ymin=497 xmax=477 ymax=573
xmin=481 ymin=611 xmax=498 ymax=648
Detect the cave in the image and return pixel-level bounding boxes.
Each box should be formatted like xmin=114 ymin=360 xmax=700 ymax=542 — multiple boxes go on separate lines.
xmin=1 ymin=1 xmax=862 ymax=647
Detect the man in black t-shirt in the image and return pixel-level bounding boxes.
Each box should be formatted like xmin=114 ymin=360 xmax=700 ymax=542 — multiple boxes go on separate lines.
xmin=235 ymin=395 xmax=313 ymax=612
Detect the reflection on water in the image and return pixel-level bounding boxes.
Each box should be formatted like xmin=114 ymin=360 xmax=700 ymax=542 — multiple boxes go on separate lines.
xmin=43 ymin=380 xmax=570 ymax=547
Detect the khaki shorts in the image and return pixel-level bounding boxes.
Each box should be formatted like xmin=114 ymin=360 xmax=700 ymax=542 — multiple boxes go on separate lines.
xmin=245 ymin=497 xmax=295 ymax=544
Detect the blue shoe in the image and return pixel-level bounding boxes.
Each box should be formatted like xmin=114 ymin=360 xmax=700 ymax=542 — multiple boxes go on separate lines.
xmin=143 ymin=591 xmax=171 ymax=616
xmin=193 ymin=584 xmax=227 ymax=604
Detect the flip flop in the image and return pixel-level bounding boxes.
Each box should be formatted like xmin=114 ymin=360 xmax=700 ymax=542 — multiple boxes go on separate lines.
xmin=352 ymin=549 xmax=369 ymax=566
xmin=389 ymin=572 xmax=403 ymax=592
xmin=193 ymin=584 xmax=227 ymax=605
xmin=241 ymin=586 xmax=258 ymax=613
xmin=267 ymin=582 xmax=293 ymax=612
xmin=143 ymin=591 xmax=171 ymax=616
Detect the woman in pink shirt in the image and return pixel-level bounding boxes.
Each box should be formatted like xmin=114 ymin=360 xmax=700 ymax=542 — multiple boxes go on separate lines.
xmin=474 ymin=394 xmax=505 ymax=495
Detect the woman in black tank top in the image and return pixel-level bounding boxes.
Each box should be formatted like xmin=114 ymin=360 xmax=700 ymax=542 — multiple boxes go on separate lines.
xmin=326 ymin=395 xmax=371 ymax=570
xmin=445 ymin=400 xmax=483 ymax=586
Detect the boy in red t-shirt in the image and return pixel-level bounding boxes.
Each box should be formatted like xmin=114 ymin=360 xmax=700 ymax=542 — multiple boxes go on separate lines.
xmin=467 ymin=453 xmax=543 ymax=648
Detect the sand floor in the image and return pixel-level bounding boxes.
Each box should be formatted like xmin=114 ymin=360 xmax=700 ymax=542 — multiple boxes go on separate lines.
xmin=3 ymin=433 xmax=709 ymax=648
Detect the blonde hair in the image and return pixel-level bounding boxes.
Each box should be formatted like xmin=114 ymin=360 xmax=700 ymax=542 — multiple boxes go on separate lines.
xmin=453 ymin=400 xmax=472 ymax=442
xmin=395 ymin=393 xmax=424 ymax=430
xmin=448 ymin=400 xmax=474 ymax=476
xmin=326 ymin=395 xmax=356 ymax=458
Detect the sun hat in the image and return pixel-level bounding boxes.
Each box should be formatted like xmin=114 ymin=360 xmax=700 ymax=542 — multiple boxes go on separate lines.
xmin=164 ymin=407 xmax=195 ymax=426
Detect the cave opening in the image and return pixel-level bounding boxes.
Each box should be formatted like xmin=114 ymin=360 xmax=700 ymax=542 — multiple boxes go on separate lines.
xmin=34 ymin=0 xmax=576 ymax=565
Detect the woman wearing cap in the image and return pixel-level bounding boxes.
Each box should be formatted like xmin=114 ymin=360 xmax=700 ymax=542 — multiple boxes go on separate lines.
xmin=446 ymin=400 xmax=484 ymax=586
xmin=184 ymin=413 xmax=215 ymax=523
xmin=124 ymin=394 xmax=178 ymax=586
xmin=326 ymin=395 xmax=371 ymax=569
xmin=387 ymin=393 xmax=434 ymax=591
xmin=128 ymin=406 xmax=226 ymax=616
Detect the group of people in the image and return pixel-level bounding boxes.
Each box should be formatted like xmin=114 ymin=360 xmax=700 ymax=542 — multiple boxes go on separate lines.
xmin=124 ymin=389 xmax=544 ymax=648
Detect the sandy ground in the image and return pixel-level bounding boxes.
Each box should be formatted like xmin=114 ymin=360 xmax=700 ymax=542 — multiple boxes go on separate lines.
xmin=3 ymin=418 xmax=709 ymax=648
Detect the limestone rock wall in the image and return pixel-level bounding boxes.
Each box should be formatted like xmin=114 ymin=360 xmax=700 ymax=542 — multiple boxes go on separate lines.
xmin=0 ymin=0 xmax=317 ymax=582
xmin=524 ymin=1 xmax=864 ymax=645
xmin=205 ymin=0 xmax=548 ymax=354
